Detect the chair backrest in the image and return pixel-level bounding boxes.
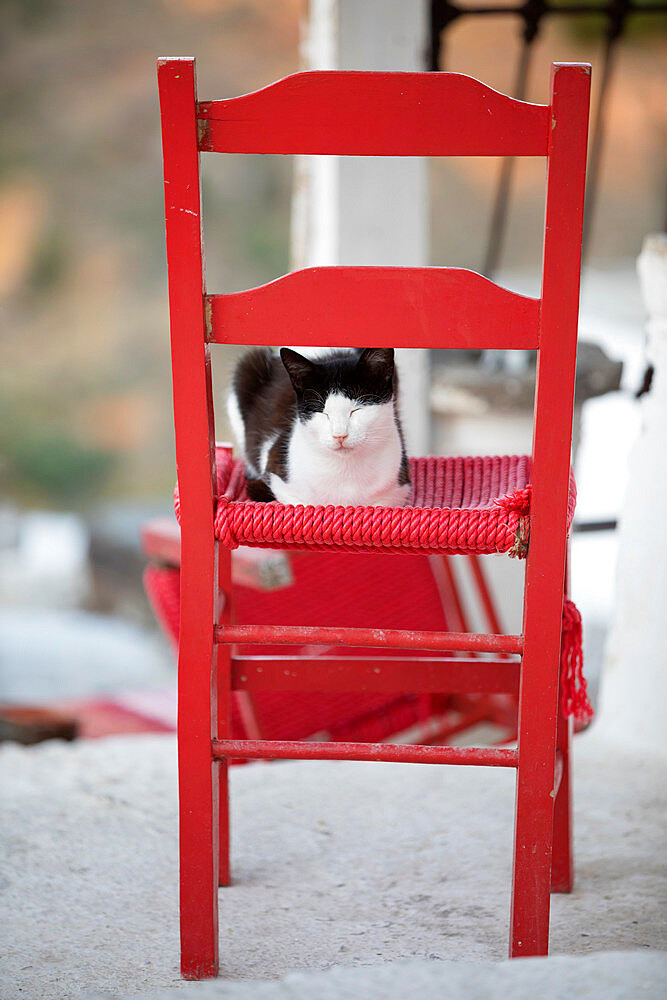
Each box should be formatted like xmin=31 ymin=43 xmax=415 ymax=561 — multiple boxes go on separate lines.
xmin=157 ymin=59 xmax=590 ymax=616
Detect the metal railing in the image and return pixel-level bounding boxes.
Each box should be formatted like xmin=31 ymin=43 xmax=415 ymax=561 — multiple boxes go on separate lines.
xmin=429 ymin=0 xmax=667 ymax=277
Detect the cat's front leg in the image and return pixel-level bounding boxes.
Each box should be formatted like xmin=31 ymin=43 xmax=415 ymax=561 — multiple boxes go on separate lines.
xmin=370 ymin=483 xmax=412 ymax=508
xmin=268 ymin=473 xmax=307 ymax=507
xmin=246 ymin=477 xmax=277 ymax=502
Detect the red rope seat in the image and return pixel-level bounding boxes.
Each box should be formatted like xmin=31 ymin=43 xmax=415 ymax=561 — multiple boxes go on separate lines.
xmin=175 ymin=451 xmax=576 ymax=557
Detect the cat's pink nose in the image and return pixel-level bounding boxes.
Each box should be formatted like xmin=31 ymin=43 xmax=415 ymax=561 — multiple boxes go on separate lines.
xmin=333 ymin=433 xmax=348 ymax=445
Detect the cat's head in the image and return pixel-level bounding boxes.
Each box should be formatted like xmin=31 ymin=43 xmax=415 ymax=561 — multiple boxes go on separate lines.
xmin=280 ymin=347 xmax=397 ymax=453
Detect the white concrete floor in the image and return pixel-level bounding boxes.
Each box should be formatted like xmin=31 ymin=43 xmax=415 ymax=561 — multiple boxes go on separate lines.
xmin=2 ymin=726 xmax=665 ymax=999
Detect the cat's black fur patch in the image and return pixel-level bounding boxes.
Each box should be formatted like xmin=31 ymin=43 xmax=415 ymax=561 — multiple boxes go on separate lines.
xmin=245 ymin=477 xmax=279 ymax=502
xmin=230 ymin=347 xmax=295 ymax=489
xmin=280 ymin=347 xmax=395 ymax=418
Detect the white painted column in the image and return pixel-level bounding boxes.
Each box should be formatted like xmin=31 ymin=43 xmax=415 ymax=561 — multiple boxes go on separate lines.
xmin=599 ymin=234 xmax=667 ymax=751
xmin=292 ymin=0 xmax=431 ymax=454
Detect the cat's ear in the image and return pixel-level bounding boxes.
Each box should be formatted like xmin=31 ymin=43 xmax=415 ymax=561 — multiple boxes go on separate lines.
xmin=357 ymin=348 xmax=394 ymax=384
xmin=280 ymin=348 xmax=316 ymax=393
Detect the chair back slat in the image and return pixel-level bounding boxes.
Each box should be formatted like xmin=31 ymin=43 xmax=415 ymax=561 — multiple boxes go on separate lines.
xmin=198 ymin=70 xmax=550 ymax=157
xmin=206 ymin=266 xmax=539 ymax=350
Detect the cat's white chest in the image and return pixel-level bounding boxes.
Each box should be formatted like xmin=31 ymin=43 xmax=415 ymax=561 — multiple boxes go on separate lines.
xmin=271 ymin=407 xmax=409 ymax=508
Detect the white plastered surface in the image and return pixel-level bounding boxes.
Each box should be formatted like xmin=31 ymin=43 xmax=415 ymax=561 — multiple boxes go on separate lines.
xmin=1 ymin=728 xmax=665 ymax=999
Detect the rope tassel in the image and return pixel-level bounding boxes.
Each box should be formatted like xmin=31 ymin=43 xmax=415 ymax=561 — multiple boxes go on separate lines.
xmin=494 ymin=485 xmax=532 ymax=559
xmin=561 ymin=599 xmax=593 ymax=723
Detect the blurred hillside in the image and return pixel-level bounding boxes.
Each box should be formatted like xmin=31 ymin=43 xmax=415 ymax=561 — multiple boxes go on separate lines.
xmin=0 ymin=0 xmax=300 ymax=506
xmin=0 ymin=0 xmax=665 ymax=507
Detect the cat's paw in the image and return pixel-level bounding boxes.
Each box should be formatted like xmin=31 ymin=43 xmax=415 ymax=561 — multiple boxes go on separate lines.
xmin=246 ymin=478 xmax=277 ymax=502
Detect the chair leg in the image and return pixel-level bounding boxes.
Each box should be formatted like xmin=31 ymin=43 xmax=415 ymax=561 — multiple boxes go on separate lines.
xmin=178 ymin=567 xmax=220 ymax=978
xmin=217 ymin=545 xmax=232 ymax=887
xmin=509 ymin=709 xmax=558 ymax=956
xmin=551 ymin=702 xmax=573 ymax=893
xmin=552 ymin=548 xmax=574 ymax=893
xmin=218 ymin=770 xmax=230 ymax=887
xmin=217 ymin=667 xmax=231 ymax=888
xmin=510 ymin=619 xmax=561 ymax=958
xmin=179 ymin=760 xmax=219 ymax=979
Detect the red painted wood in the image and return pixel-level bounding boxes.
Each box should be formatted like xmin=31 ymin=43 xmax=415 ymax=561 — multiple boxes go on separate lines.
xmin=551 ymin=713 xmax=574 ymax=892
xmin=158 ymin=57 xmax=219 ymax=980
xmin=510 ymin=63 xmax=590 ymax=958
xmin=428 ymin=556 xmax=466 ymax=634
xmin=206 ymin=268 xmax=540 ymax=351
xmin=215 ymin=624 xmax=522 ymax=655
xmin=440 ymin=556 xmax=471 ymax=633
xmin=212 ymin=738 xmax=518 ymax=767
xmin=231 ymin=655 xmax=520 ymax=694
xmin=216 ymin=445 xmax=234 ymax=887
xmin=197 ymin=71 xmax=549 ymax=156
xmin=216 ymin=538 xmax=232 ymax=888
xmin=551 ymin=549 xmax=574 ymax=893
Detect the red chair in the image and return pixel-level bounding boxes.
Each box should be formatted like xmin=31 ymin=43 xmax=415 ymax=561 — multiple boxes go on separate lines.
xmin=157 ymin=58 xmax=590 ymax=978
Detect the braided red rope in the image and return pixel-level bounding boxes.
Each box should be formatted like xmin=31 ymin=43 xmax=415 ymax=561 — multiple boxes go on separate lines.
xmin=494 ymin=486 xmax=532 ymax=558
xmin=174 ymin=452 xmax=576 ymax=559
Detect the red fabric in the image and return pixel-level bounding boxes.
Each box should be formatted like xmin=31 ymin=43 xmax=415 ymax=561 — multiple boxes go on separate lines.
xmin=174 ymin=452 xmax=577 ymax=558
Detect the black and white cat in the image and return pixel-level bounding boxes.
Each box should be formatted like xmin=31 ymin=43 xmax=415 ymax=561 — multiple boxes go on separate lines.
xmin=227 ymin=347 xmax=411 ymax=507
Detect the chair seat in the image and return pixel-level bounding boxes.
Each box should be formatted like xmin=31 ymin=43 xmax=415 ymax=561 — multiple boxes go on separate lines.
xmin=176 ymin=451 xmax=576 ymax=557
